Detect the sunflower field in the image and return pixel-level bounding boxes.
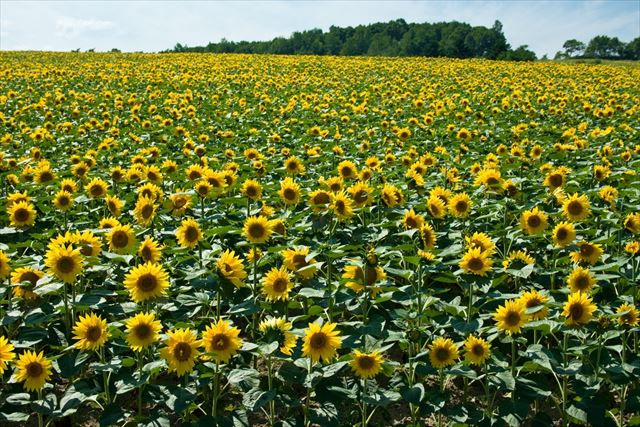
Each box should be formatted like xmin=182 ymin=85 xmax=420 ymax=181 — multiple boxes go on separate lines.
xmin=0 ymin=52 xmax=639 ymax=427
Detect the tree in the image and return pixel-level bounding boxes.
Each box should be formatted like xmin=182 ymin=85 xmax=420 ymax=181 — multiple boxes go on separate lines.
xmin=623 ymin=37 xmax=640 ymax=60
xmin=503 ymin=45 xmax=537 ymax=61
xmin=585 ymin=35 xmax=625 ymax=58
xmin=562 ymin=39 xmax=585 ymax=57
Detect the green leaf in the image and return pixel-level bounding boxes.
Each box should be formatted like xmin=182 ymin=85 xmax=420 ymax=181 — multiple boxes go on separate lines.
xmin=242 ymin=388 xmax=276 ymax=412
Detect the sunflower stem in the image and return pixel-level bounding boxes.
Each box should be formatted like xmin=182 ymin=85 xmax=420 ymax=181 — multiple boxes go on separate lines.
xmin=62 ymin=283 xmax=70 ymax=339
xmin=484 ymin=362 xmax=491 ymax=416
xmin=467 ymin=281 xmax=473 ymax=324
xmin=37 ymin=389 xmax=43 ymax=427
xmin=303 ymin=361 xmax=313 ymax=427
xmin=100 ymin=346 xmax=111 ymax=404
xmin=267 ymin=354 xmax=275 ymax=425
xmin=361 ymin=378 xmax=367 ymax=427
xmin=212 ymin=360 xmax=220 ymax=417
xmin=561 ymin=332 xmax=568 ymax=426
xmin=137 ymin=350 xmax=143 ymax=417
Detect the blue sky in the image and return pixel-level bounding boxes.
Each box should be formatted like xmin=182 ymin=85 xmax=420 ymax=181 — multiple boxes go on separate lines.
xmin=1 ymin=1 xmax=638 ymax=57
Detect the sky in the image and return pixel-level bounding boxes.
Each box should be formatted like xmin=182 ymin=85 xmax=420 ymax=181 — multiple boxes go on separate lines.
xmin=1 ymin=1 xmax=639 ymax=57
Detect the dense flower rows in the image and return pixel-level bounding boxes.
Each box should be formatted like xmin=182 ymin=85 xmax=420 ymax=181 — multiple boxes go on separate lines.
xmin=0 ymin=52 xmax=639 ymax=426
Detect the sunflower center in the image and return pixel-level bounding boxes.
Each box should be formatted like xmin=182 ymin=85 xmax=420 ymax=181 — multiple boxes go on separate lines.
xmin=357 ymin=355 xmax=375 ymax=370
xmin=141 ymin=204 xmax=154 ymax=219
xmin=455 ymin=201 xmax=468 ymax=212
xmin=505 ymin=311 xmax=521 ymax=327
xmin=14 ymin=208 xmax=30 ymax=222
xmin=20 ymin=271 xmax=40 ymax=286
xmin=272 ymin=278 xmax=288 ymax=293
xmin=310 ymin=332 xmax=327 ymax=350
xmin=112 ymin=231 xmax=129 ymax=248
xmin=248 ymin=223 xmax=265 ymax=239
xmin=59 ymin=196 xmax=70 ymax=206
xmin=467 ymin=257 xmax=484 ymax=272
xmin=405 ymin=217 xmax=417 ymax=228
xmin=90 ymin=185 xmax=103 ymax=196
xmin=335 ymin=200 xmax=346 ymax=213
xmin=56 ymin=256 xmax=76 ymax=274
xmin=283 ymin=188 xmax=297 ymax=201
xmin=246 ymin=186 xmax=257 ymax=197
xmin=567 ymin=201 xmax=583 ymax=216
xmin=173 ymin=342 xmax=192 ymax=362
xmin=575 ymin=275 xmax=589 ymax=290
xmin=340 ymin=167 xmax=353 ymax=177
xmin=569 ymin=303 xmax=584 ymax=320
xmin=141 ymin=246 xmax=152 ymax=260
xmin=26 ymin=362 xmax=43 ymax=378
xmin=354 ymin=191 xmax=368 ymax=204
xmin=185 ymin=226 xmax=199 ymax=242
xmin=549 ymin=174 xmax=563 ymax=187
xmin=556 ymin=228 xmax=568 ymax=240
xmin=580 ymin=245 xmax=594 ymax=256
xmin=313 ymin=193 xmax=330 ymax=205
xmin=137 ymin=273 xmax=158 ymax=292
xmin=211 ymin=334 xmax=230 ymax=350
xmin=86 ymin=326 xmax=102 ymax=342
xmin=330 ymin=183 xmax=341 ymax=192
xmin=435 ymin=347 xmax=451 ymax=362
xmin=292 ymin=254 xmax=307 ymax=269
xmin=527 ymin=215 xmax=541 ymax=228
xmin=486 ymin=177 xmax=499 ymax=186
xmin=472 ymin=344 xmax=485 ymax=356
xmin=134 ymin=324 xmax=152 ymax=340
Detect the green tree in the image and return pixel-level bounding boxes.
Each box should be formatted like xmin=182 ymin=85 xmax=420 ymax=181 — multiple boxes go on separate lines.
xmin=585 ymin=35 xmax=625 ymax=58
xmin=562 ymin=39 xmax=585 ymax=57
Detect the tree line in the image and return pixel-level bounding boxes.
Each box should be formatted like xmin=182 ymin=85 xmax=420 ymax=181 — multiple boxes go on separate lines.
xmin=557 ymin=35 xmax=640 ymax=60
xmin=163 ymin=19 xmax=538 ymax=61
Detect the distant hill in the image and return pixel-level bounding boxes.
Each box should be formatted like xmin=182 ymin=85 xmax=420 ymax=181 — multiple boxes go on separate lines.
xmin=163 ymin=19 xmax=537 ymax=61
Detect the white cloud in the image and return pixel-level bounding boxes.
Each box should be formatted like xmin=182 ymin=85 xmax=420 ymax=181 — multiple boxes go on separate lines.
xmin=55 ymin=16 xmax=116 ymax=38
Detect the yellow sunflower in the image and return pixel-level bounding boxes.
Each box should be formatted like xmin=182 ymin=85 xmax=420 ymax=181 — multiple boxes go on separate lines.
xmin=0 ymin=251 xmax=10 ymax=280
xmin=517 ymin=290 xmax=549 ymax=320
xmin=8 ymin=201 xmax=37 ymax=228
xmin=459 ymin=247 xmax=492 ymax=276
xmin=302 ymin=322 xmax=342 ymax=364
xmin=241 ymin=179 xmax=262 ymax=201
xmin=552 ymin=222 xmax=576 ymax=247
xmin=331 ymin=191 xmax=354 ymax=221
xmin=44 ymin=244 xmax=84 ymax=283
xmin=563 ymin=292 xmax=596 ymax=326
xmin=350 ymin=350 xmax=384 ymax=379
xmin=278 ymin=177 xmax=302 ymax=206
xmin=125 ymin=312 xmax=162 ymax=352
xmin=427 ymin=195 xmax=447 ymax=219
xmin=448 ymin=193 xmax=472 ymax=218
xmin=160 ymin=328 xmax=200 ymax=377
xmin=134 ymin=196 xmax=157 ymax=226
xmin=566 ymin=267 xmax=596 ymax=293
xmin=337 ymin=160 xmax=358 ymax=180
xmin=202 ymin=319 xmax=243 ymax=363
xmin=123 ymin=262 xmax=170 ymax=303
xmin=262 ymin=267 xmax=294 ymax=301
xmin=11 ymin=267 xmax=44 ymax=300
xmin=259 ymin=317 xmax=297 ymax=355
xmin=0 ymin=336 xmax=15 ymax=374
xmin=494 ymin=299 xmax=528 ymax=335
xmin=176 ymin=218 xmax=202 ymax=248
xmin=624 ymin=213 xmax=640 ymax=234
xmin=570 ymin=241 xmax=603 ymax=265
xmin=520 ymin=207 xmax=548 ymax=235
xmin=73 ymin=313 xmax=110 ymax=351
xmin=308 ymin=189 xmax=333 ymax=212
xmin=85 ymin=178 xmax=109 ymax=199
xmin=138 ymin=236 xmax=163 ymax=263
xmin=281 ymin=246 xmax=317 ymax=280
xmin=243 ymin=216 xmax=273 ymax=244
xmin=465 ymin=232 xmax=496 ymax=254
xmin=429 ymin=337 xmax=459 ymax=369
xmin=216 ymin=250 xmax=247 ymax=287
xmin=562 ymin=193 xmax=591 ymax=222
xmin=349 ymin=181 xmax=374 ymax=208
xmin=106 ymin=224 xmax=137 ymax=254
xmin=14 ymin=350 xmax=52 ymax=392
xmin=53 ymin=190 xmax=74 ymax=211
xmin=105 ymin=195 xmax=123 ymax=217
xmin=380 ymin=184 xmax=403 ymax=208
xmin=342 ymin=264 xmax=386 ymax=297
xmin=420 ymin=223 xmax=437 ymax=249
xmin=464 ymin=335 xmax=491 ymax=365
xmin=616 ymin=304 xmax=639 ymax=327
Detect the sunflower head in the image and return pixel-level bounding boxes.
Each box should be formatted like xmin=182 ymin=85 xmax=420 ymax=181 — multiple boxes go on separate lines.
xmin=14 ymin=350 xmax=52 ymax=392
xmin=243 ymin=216 xmax=273 ymax=244
xmin=160 ymin=328 xmax=200 ymax=377
xmin=202 ymin=320 xmax=243 ymax=363
xmin=176 ymin=218 xmax=202 ymax=248
xmin=259 ymin=317 xmax=297 ymax=356
xmin=302 ymin=322 xmax=342 ymax=364
xmin=125 ymin=312 xmax=162 ymax=352
xmin=552 ymin=222 xmax=576 ymax=247
xmin=350 ymin=350 xmax=384 ymax=379
xmin=429 ymin=337 xmax=459 ymax=369
xmin=459 ymin=247 xmax=493 ymax=276
xmin=123 ymin=262 xmax=170 ymax=303
xmin=563 ymin=292 xmax=596 ymax=326
xmin=44 ymin=244 xmax=84 ymax=283
xmin=520 ymin=207 xmax=548 ymax=235
xmin=107 ymin=224 xmax=137 ymax=254
xmin=73 ymin=313 xmax=110 ymax=351
xmin=464 ymin=335 xmax=491 ymax=365
xmin=262 ymin=267 xmax=294 ymax=302
xmin=494 ymin=299 xmax=528 ymax=335
xmin=216 ymin=250 xmax=247 ymax=288
xmin=8 ymin=201 xmax=37 ymax=228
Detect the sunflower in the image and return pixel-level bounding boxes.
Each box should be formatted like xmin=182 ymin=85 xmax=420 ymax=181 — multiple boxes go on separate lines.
xmin=217 ymin=250 xmax=247 ymax=287
xmin=168 ymin=190 xmax=193 ymax=216
xmin=14 ymin=350 xmax=52 ymax=392
xmin=566 ymin=266 xmax=596 ymax=293
xmin=134 ymin=196 xmax=157 ymax=227
xmin=0 ymin=251 xmax=10 ymax=280
xmin=194 ymin=179 xmax=212 ymax=198
xmin=124 ymin=262 xmax=170 ymax=303
xmin=53 ymin=190 xmax=74 ymax=211
xmin=160 ymin=328 xmax=200 ymax=377
xmin=350 ymin=350 xmax=384 ymax=379
xmin=402 ymin=209 xmax=424 ymax=230
xmin=99 ymin=217 xmax=120 ymax=229
xmin=349 ymin=181 xmax=374 ymax=208
xmin=337 ymin=160 xmax=358 ymax=180
xmin=322 ymin=176 xmax=344 ymax=193
xmin=552 ymin=222 xmax=576 ymax=247
xmin=342 ymin=264 xmax=386 ymax=297
xmin=464 ymin=335 xmax=491 ymax=365
xmin=73 ymin=313 xmax=110 ymax=351
xmin=259 ymin=317 xmax=297 ymax=355
xmin=302 ymin=322 xmax=342 ymax=364
xmin=244 ymin=216 xmax=273 ymax=244
xmin=202 ymin=320 xmax=243 ymax=363
xmin=73 ymin=230 xmax=102 ymax=257
xmin=570 ymin=241 xmax=603 ymax=265
xmin=279 ymin=177 xmax=302 ymax=206
xmin=8 ymin=201 xmax=36 ymax=228
xmin=563 ymin=292 xmax=596 ymax=326
xmin=331 ymin=191 xmax=354 ymax=221
xmin=624 ymin=213 xmax=640 ymax=234
xmin=494 ymin=299 xmax=528 ymax=335
xmin=429 ymin=337 xmax=459 ymax=369
xmin=308 ymin=189 xmax=333 ymax=211
xmin=0 ymin=336 xmax=15 ymax=374
xmin=106 ymin=224 xmax=137 ymax=254
xmin=138 ymin=236 xmax=163 ymax=263
xmin=448 ymin=193 xmax=472 ymax=218
xmin=459 ymin=248 xmax=492 ymax=276
xmin=11 ymin=267 xmax=44 ymax=300
xmin=60 ymin=178 xmax=78 ymax=193
xmin=125 ymin=312 xmax=162 ymax=352
xmin=241 ymin=179 xmax=262 ymax=201
xmin=176 ymin=218 xmax=202 ymax=248
xmin=543 ymin=170 xmax=566 ymax=190
xmin=562 ymin=194 xmax=591 ymax=222
xmin=105 ymin=195 xmax=123 ymax=217
xmin=625 ymin=241 xmax=640 ymax=255
xmin=420 ymin=223 xmax=437 ymax=249
xmin=262 ymin=267 xmax=294 ymax=301
xmin=44 ymin=244 xmax=83 ymax=283
xmin=281 ymin=246 xmax=317 ymax=280
xmin=427 ymin=195 xmax=446 ymax=219
xmin=284 ymin=156 xmax=305 ymax=174
xmin=517 ymin=290 xmax=549 ymax=320
xmin=465 ymin=232 xmax=496 ymax=254
xmin=474 ymin=169 xmax=502 ymax=191
xmin=85 ymin=178 xmax=109 ymax=199
xmin=520 ymin=207 xmax=548 ymax=235
xmin=502 ymin=250 xmax=535 ymax=270
xmin=616 ymin=304 xmax=639 ymax=327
